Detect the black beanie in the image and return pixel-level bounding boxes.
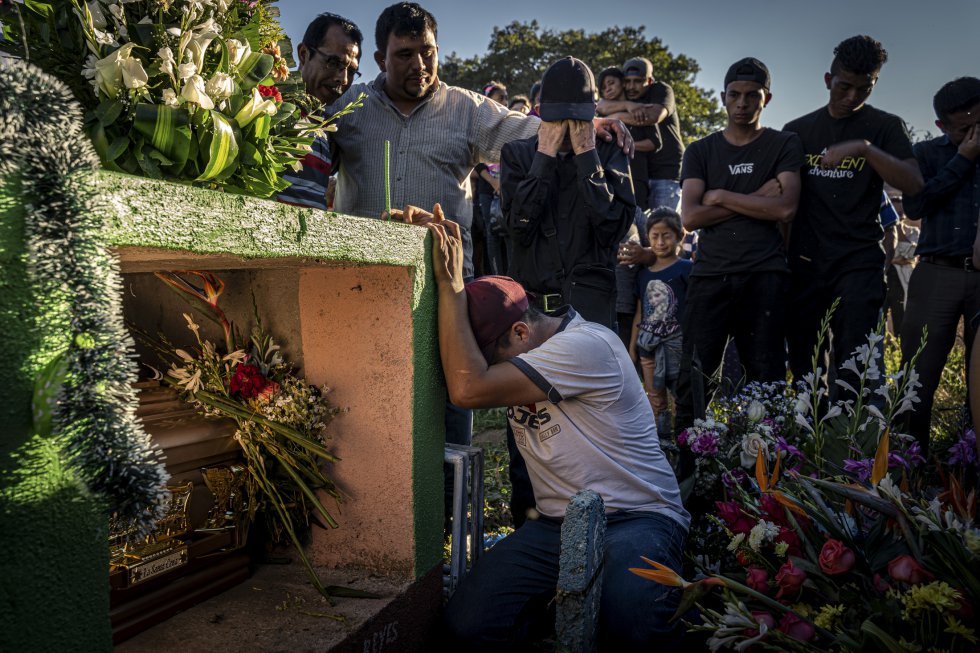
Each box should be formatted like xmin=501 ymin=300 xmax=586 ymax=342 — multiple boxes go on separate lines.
xmin=538 ymin=57 xmax=597 ymax=122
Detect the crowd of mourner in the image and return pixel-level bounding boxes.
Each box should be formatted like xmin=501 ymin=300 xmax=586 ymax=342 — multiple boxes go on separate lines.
xmin=277 ymin=3 xmax=980 ymax=649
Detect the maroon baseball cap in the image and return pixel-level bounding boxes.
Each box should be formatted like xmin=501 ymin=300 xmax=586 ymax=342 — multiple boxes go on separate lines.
xmin=464 ymin=276 xmax=529 ymax=363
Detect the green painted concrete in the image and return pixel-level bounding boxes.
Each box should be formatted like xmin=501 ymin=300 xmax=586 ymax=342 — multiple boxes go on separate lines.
xmin=97 ymin=169 xmax=445 ymax=578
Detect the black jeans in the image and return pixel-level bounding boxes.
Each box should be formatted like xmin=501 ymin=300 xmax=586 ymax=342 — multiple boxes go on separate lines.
xmin=675 ymin=271 xmax=789 ymax=432
xmin=786 ymin=264 xmax=885 ymax=402
xmin=900 ymin=261 xmax=980 ymax=452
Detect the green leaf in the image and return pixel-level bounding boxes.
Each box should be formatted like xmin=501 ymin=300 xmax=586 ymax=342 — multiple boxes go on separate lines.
xmin=33 ymin=350 xmax=68 ymax=438
xmin=133 ymin=103 xmax=192 ymax=168
xmin=196 ymin=110 xmax=240 ymax=181
xmin=94 ymin=99 xmax=125 ymax=127
xmin=237 ymin=52 xmax=274 ymax=90
xmin=105 ymin=136 xmax=130 ymax=162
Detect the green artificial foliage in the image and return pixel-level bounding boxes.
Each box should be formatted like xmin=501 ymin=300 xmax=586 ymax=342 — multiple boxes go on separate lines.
xmin=0 ymin=60 xmax=168 ymax=530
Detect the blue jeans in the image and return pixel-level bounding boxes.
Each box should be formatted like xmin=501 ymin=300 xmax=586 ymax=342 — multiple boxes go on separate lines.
xmin=444 ymin=511 xmax=687 ymax=652
xmin=648 ymin=178 xmax=681 ymax=212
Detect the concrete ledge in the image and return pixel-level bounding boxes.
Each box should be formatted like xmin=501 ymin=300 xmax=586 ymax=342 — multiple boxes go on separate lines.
xmin=115 ymin=562 xmax=443 ymax=653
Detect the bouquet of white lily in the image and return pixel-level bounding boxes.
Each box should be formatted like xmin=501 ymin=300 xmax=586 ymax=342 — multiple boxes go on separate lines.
xmin=1 ymin=0 xmax=359 ymax=198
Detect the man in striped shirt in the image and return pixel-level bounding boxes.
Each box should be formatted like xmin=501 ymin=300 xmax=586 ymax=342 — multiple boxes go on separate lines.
xmin=325 ymin=2 xmax=633 ymax=278
xmin=277 ymin=13 xmax=363 ymax=210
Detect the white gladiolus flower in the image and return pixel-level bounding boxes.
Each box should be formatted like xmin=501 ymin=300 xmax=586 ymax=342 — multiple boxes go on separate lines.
xmin=205 ymin=72 xmax=234 ymax=101
xmin=158 ymin=47 xmax=175 ymax=77
xmin=162 ymin=88 xmax=179 ymax=107
xmin=120 ymin=56 xmax=148 ymax=89
xmin=180 ymin=74 xmax=215 ymax=109
xmin=177 ymin=61 xmax=197 ymax=81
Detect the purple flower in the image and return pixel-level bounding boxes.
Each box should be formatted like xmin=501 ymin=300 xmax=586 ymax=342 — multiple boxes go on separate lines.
xmin=947 ymin=429 xmax=978 ymax=467
xmin=776 ymin=436 xmax=804 ymax=460
xmin=843 ymin=457 xmax=873 ymax=482
xmin=722 ymin=468 xmax=748 ymax=490
xmin=903 ymin=441 xmax=926 ymax=466
xmin=677 ymin=430 xmax=689 ymax=447
xmin=690 ymin=431 xmax=720 ymax=456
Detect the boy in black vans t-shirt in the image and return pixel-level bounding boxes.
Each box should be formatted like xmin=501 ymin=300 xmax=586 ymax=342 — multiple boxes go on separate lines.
xmin=782 ymin=35 xmax=923 ymax=394
xmin=673 ymin=58 xmax=804 ymax=432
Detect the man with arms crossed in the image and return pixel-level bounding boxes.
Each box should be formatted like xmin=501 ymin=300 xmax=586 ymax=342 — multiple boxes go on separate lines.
xmin=673 ymin=58 xmax=803 ymax=431
xmin=783 ymin=35 xmax=923 ymax=396
xmin=425 ymin=217 xmax=689 ymax=651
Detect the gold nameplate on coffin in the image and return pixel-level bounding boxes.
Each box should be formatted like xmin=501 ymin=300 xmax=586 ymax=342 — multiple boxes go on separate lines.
xmin=110 ymin=481 xmax=193 ymax=587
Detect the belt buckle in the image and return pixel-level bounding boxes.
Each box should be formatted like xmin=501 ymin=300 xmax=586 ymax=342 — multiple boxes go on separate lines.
xmin=965 ymin=257 xmax=975 ymax=272
xmin=542 ymin=293 xmax=562 ymax=313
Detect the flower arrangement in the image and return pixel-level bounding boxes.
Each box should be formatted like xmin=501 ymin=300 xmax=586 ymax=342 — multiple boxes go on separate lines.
xmin=633 ymin=309 xmax=980 ymax=651
xmin=147 ymin=270 xmax=349 ymax=597
xmin=633 ymin=442 xmax=979 ymax=651
xmin=677 ymin=307 xmax=925 ymax=503
xmin=1 ymin=0 xmax=363 ymax=198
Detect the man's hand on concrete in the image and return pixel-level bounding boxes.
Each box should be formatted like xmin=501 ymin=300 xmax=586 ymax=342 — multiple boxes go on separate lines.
xmin=568 ymin=120 xmax=596 ymax=155
xmin=958 ymin=123 xmax=980 ymax=161
xmin=386 ymin=203 xmax=445 ymax=226
xmin=538 ymin=120 xmax=567 ymax=157
xmin=426 ymin=216 xmax=465 ymax=293
xmin=593 ymin=117 xmax=635 ymax=158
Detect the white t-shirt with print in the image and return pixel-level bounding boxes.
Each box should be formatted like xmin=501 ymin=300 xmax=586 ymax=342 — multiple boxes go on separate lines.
xmin=508 ymin=309 xmax=690 ymax=529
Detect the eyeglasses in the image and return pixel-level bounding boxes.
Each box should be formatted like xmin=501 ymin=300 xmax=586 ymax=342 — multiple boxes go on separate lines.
xmin=308 ymin=46 xmax=361 ymax=80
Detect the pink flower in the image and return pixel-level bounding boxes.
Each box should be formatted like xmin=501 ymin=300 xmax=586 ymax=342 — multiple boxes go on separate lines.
xmin=887 ymin=555 xmax=934 ymax=585
xmin=818 ymin=539 xmax=856 ymax=575
xmin=775 ymin=560 xmax=806 ymax=599
xmin=778 ymin=613 xmax=815 ymax=641
xmin=745 ymin=567 xmax=770 ymax=594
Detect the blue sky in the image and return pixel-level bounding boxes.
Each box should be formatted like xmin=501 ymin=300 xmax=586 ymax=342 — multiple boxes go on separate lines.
xmin=277 ymin=0 xmax=979 ymax=137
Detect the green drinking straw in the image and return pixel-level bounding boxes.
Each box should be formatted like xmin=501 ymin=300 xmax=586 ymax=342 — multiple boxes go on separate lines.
xmin=384 ymin=140 xmax=391 ymax=220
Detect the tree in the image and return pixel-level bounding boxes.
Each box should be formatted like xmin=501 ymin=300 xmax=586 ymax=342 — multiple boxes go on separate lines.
xmin=440 ymin=21 xmax=725 ymax=142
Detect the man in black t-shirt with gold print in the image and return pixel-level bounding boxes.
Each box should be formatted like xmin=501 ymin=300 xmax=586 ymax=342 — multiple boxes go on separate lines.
xmin=673 ymin=58 xmax=803 ymax=431
xmin=783 ymin=36 xmax=923 ymax=393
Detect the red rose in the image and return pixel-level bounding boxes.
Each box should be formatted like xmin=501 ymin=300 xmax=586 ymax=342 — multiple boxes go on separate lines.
xmin=778 ymin=613 xmax=815 ymax=641
xmin=257 ymin=84 xmax=282 ymax=103
xmin=887 ymin=555 xmax=934 ymax=585
xmin=818 ymin=539 xmax=856 ymax=575
xmin=775 ymin=527 xmax=802 ymax=557
xmin=229 ymin=363 xmax=270 ymax=399
xmin=736 ymin=550 xmax=752 ymax=566
xmin=775 ymin=560 xmax=806 ymax=599
xmin=745 ymin=567 xmax=770 ymax=594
